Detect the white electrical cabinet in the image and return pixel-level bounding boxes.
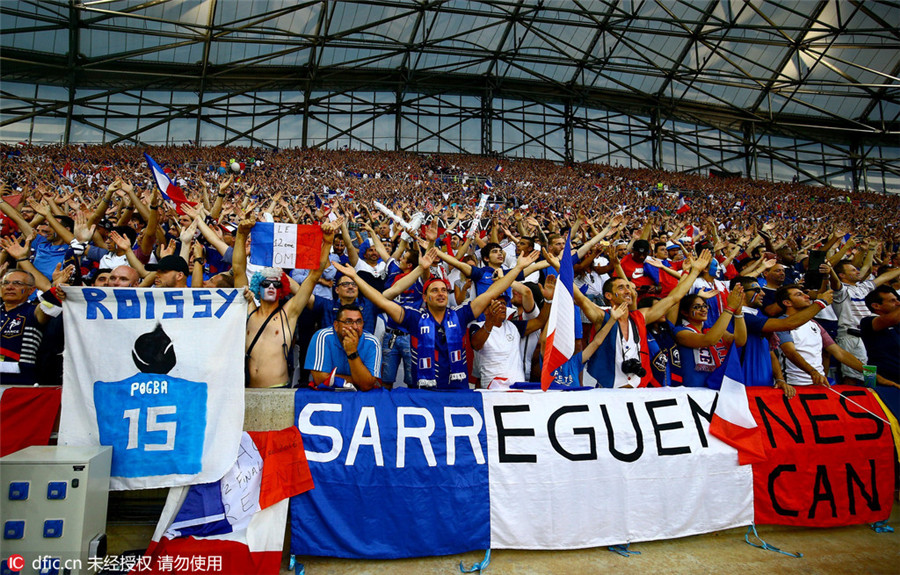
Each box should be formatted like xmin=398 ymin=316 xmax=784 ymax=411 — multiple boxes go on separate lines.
xmin=1 ymin=446 xmax=111 ymax=575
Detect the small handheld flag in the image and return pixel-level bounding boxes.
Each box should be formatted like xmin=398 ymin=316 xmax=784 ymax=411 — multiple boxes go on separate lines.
xmin=541 ymin=233 xmax=575 ymax=391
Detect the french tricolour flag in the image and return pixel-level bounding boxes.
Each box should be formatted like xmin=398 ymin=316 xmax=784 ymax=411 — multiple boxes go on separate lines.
xmin=541 ymin=232 xmax=575 ymax=391
xmin=708 ymin=345 xmax=767 ymax=465
xmin=249 ymin=222 xmax=324 ymax=269
xmin=140 ymin=429 xmax=314 ymax=575
xmin=676 ymin=196 xmax=691 ymax=214
xmin=484 ymin=180 xmax=493 ymax=190
xmin=144 ymin=153 xmax=194 ymax=212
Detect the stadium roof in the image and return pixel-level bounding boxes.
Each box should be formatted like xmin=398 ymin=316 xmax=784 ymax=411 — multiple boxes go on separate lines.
xmin=1 ymin=0 xmax=898 ymax=145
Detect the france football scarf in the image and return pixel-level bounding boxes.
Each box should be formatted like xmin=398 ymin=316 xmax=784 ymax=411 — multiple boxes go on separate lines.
xmin=416 ymin=308 xmax=467 ymax=388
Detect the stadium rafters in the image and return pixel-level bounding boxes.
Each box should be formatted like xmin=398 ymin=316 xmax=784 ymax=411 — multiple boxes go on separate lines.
xmin=1 ymin=0 xmax=898 ymax=190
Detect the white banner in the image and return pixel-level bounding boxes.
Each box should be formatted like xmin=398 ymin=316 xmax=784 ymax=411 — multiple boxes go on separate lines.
xmin=59 ymin=287 xmax=247 ymax=490
xmin=483 ymin=388 xmax=753 ymax=549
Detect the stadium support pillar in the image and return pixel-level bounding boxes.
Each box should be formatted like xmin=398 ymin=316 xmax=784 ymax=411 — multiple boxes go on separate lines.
xmin=63 ymin=1 xmax=80 ymax=145
xmin=395 ymin=89 xmax=402 ymax=151
xmin=849 ymin=141 xmax=862 ymax=193
xmin=650 ymin=108 xmax=661 ymax=169
xmin=481 ymin=87 xmax=493 ymax=156
xmin=564 ymin=101 xmax=574 ymax=164
xmin=743 ymin=122 xmax=758 ymax=180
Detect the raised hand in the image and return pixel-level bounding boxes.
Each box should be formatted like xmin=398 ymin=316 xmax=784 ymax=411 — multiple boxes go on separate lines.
xmin=726 ymin=284 xmax=744 ymax=309
xmin=516 ymin=249 xmax=540 ymax=269
xmin=108 ymin=230 xmax=132 ymax=252
xmin=73 ymin=211 xmax=95 ymax=243
xmin=51 ymin=263 xmax=76 ymax=287
xmin=610 ymin=302 xmax=629 ymax=321
xmin=0 ymin=234 xmax=32 ymax=260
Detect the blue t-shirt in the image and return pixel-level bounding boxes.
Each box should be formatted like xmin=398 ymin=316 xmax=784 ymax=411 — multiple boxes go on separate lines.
xmin=385 ymin=262 xmax=423 ymax=333
xmin=672 ymin=325 xmax=729 ymax=388
xmin=732 ymin=309 xmax=772 ymax=386
xmin=401 ymin=303 xmax=476 ymax=389
xmin=31 ymin=235 xmax=69 ymax=280
xmin=313 ymin=296 xmax=377 ymax=334
xmin=304 ymin=327 xmax=382 ymax=380
xmin=647 ymin=320 xmax=677 ymax=387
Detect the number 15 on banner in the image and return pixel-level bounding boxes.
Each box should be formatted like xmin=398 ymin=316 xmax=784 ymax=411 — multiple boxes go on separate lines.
xmin=94 ymin=375 xmax=207 ymax=478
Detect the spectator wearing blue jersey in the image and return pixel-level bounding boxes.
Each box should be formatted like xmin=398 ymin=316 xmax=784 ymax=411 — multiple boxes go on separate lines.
xmin=672 ymin=288 xmax=746 ymax=388
xmin=306 ymin=304 xmax=382 ymax=391
xmin=728 ymin=275 xmax=833 ymax=389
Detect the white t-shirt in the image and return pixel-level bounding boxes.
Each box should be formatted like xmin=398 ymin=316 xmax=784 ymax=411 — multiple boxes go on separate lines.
xmin=613 ymin=321 xmax=641 ymax=389
xmin=472 ymin=320 xmax=526 ymax=387
xmin=782 ymin=321 xmax=825 ymax=386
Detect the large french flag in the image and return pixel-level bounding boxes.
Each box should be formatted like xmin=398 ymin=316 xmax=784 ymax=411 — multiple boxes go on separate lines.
xmin=708 ymin=345 xmax=768 ymax=465
xmin=144 ymin=153 xmax=194 ymax=212
xmin=541 ymin=232 xmax=575 ymax=390
xmin=249 ymin=222 xmax=324 ymax=269
xmin=140 ymin=428 xmax=314 ymax=575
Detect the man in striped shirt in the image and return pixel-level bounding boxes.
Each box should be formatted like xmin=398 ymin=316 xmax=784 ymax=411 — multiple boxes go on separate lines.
xmin=1 ymin=270 xmax=51 ymax=385
xmin=833 ymin=260 xmax=900 ymax=384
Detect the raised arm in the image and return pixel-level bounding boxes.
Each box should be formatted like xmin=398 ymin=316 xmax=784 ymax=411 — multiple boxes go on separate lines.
xmin=0 ymin=193 xmax=35 ymax=236
xmin=285 ymin=218 xmax=340 ymax=318
xmin=340 ymin=219 xmax=359 ymax=267
xmin=232 ymin=219 xmax=253 ymax=289
xmin=332 ymin=260 xmax=405 ymax=324
xmin=182 ymin=204 xmax=229 ymax=256
xmin=642 ymin=250 xmax=712 ymax=324
xmin=470 ymin=250 xmax=539 ymax=318
xmin=421 ymin=238 xmax=474 ymax=276
xmin=382 ymin=247 xmax=437 ymax=300
xmin=28 ymin=200 xmax=75 ymax=243
xmin=210 ymin=176 xmax=234 ymax=221
xmin=761 ymin=290 xmax=833 ymax=333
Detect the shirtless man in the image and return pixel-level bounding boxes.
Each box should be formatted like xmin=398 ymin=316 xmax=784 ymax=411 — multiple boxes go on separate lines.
xmin=234 ymin=217 xmax=340 ymax=388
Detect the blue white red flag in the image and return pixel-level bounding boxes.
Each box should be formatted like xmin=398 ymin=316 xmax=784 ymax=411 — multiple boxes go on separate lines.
xmin=541 ymin=232 xmax=575 ymax=390
xmin=494 ymin=164 xmax=503 ymax=172
xmin=140 ymin=428 xmax=314 ymax=574
xmin=144 ymin=153 xmax=194 ymax=212
xmin=484 ymin=180 xmax=493 ymax=190
xmin=249 ymin=222 xmax=324 ymax=269
xmin=708 ymin=344 xmax=768 ymax=465
xmin=676 ymin=195 xmax=691 ymax=214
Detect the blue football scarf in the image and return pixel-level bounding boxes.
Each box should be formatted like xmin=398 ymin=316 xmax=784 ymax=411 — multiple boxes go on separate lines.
xmin=416 ymin=307 xmax=467 ymax=388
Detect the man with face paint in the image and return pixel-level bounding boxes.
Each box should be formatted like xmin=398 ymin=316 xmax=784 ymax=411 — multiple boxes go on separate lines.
xmin=234 ymin=218 xmax=340 ymax=388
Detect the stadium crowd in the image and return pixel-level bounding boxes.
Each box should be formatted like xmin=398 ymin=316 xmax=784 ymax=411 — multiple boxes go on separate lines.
xmin=1 ymin=143 xmax=899 ymax=395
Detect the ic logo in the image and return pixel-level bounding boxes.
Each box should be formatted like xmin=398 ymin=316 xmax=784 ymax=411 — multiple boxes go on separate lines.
xmin=7 ymin=554 xmax=24 ymax=572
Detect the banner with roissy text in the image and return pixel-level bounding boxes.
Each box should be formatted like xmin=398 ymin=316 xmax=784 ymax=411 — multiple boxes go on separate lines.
xmin=59 ymin=287 xmax=247 ymax=490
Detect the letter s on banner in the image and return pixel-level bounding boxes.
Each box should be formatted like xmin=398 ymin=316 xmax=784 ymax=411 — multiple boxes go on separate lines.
xmin=298 ymin=403 xmax=343 ymax=462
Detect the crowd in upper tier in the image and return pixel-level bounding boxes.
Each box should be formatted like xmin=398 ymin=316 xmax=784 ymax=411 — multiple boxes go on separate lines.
xmin=1 ymin=143 xmax=898 ymax=394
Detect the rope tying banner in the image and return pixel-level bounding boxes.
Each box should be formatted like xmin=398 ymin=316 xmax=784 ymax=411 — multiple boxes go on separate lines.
xmin=744 ymin=524 xmax=803 ymax=558
xmin=459 ymin=549 xmax=491 ymax=573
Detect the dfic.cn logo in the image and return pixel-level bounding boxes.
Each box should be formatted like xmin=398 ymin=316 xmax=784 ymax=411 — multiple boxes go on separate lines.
xmin=6 ymin=554 xmax=25 ymax=572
